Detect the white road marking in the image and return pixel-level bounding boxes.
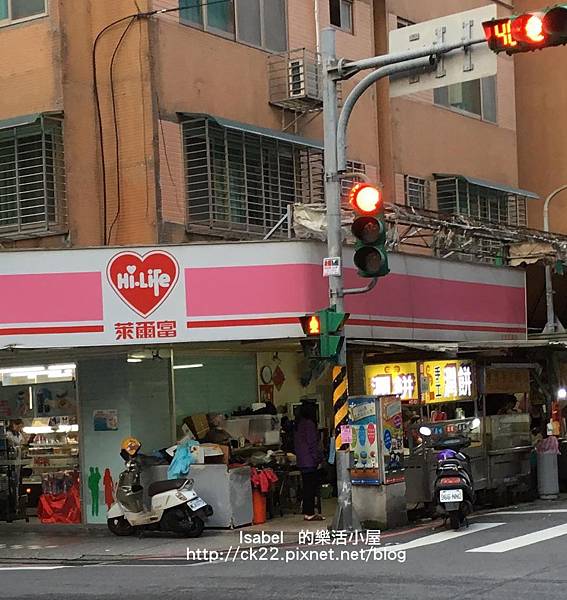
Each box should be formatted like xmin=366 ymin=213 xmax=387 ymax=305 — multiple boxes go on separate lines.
xmin=392 ymin=522 xmax=505 ymax=551
xmin=0 ymin=566 xmax=68 ymax=571
xmin=467 ymin=523 xmax=567 ymax=553
xmin=479 ymin=509 xmax=567 ymax=516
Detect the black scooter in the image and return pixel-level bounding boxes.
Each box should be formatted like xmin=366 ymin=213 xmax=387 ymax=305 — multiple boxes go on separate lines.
xmin=420 ymin=419 xmax=479 ymax=530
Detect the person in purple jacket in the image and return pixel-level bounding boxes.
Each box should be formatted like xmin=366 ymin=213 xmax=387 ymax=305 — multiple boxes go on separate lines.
xmin=294 ymin=402 xmax=324 ymax=521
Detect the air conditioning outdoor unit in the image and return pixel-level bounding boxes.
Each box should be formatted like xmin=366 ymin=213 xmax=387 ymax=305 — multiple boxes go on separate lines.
xmin=288 ymin=59 xmax=306 ymax=98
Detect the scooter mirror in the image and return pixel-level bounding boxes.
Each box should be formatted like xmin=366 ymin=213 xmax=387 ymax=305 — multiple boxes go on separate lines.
xmin=419 ymin=426 xmax=432 ymax=437
xmin=470 ymin=418 xmax=481 ymax=430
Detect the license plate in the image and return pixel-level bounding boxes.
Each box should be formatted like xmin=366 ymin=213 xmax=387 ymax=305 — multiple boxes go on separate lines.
xmin=440 ymin=489 xmax=463 ymax=503
xmin=188 ymin=497 xmax=207 ymax=511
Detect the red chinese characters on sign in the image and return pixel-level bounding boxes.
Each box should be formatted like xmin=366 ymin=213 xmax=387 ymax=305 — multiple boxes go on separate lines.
xmin=114 ymin=321 xmax=177 ymax=341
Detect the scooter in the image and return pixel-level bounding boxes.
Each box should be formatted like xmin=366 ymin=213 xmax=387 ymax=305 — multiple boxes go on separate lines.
xmin=419 ymin=418 xmax=479 ymax=530
xmin=107 ymin=437 xmax=213 ymax=538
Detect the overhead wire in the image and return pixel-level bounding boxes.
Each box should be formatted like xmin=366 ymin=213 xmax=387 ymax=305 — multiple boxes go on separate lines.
xmin=92 ymin=0 xmax=232 ymax=245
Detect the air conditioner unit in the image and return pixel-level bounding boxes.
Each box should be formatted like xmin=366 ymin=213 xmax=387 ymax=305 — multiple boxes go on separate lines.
xmin=288 ymin=59 xmax=306 ymax=98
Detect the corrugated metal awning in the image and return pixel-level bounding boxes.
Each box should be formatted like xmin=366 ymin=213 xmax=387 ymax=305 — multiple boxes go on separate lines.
xmin=435 ymin=173 xmax=539 ymax=199
xmin=179 ymin=112 xmax=323 ymax=150
xmin=0 ymin=113 xmax=41 ymax=131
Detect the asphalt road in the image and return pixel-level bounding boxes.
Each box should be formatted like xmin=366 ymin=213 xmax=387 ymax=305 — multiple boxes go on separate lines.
xmin=1 ymin=508 xmax=567 ymax=600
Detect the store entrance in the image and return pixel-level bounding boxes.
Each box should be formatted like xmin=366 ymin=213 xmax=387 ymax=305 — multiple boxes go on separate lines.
xmin=0 ymin=363 xmax=80 ymax=524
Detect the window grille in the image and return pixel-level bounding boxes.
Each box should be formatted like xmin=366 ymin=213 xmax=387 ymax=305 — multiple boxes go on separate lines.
xmin=436 ymin=176 xmax=527 ymax=227
xmin=182 ymin=116 xmax=324 ymax=237
xmin=404 ymin=175 xmax=428 ymax=209
xmin=0 ymin=115 xmax=66 ymax=238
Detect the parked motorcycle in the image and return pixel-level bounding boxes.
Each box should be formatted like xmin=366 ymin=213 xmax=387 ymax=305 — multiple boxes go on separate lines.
xmin=107 ymin=437 xmax=213 ymax=537
xmin=419 ymin=418 xmax=479 ymax=530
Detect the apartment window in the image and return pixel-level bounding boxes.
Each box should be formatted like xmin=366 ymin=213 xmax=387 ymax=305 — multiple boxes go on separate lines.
xmin=404 ymin=175 xmax=428 ymax=209
xmin=329 ymin=0 xmax=353 ymax=33
xmin=0 ymin=116 xmax=66 ymax=237
xmin=436 ymin=176 xmax=528 ymax=227
xmin=180 ymin=0 xmax=287 ymax=52
xmin=0 ymin=0 xmax=46 ymax=25
xmin=434 ymin=77 xmax=497 ymax=123
xmin=183 ymin=116 xmax=323 ymax=237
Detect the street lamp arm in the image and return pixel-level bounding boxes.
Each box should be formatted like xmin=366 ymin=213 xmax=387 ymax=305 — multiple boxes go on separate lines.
xmin=336 ymin=55 xmax=436 ymax=172
xmin=543 ymin=184 xmax=567 ymax=232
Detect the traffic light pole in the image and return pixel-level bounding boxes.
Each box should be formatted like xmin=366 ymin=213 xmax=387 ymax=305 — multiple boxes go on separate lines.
xmin=321 ymin=27 xmax=487 ymax=531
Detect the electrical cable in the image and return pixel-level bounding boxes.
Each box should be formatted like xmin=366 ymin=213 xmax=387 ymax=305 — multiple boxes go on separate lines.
xmin=106 ymin=16 xmax=138 ymax=246
xmin=92 ymin=0 xmax=231 ymax=244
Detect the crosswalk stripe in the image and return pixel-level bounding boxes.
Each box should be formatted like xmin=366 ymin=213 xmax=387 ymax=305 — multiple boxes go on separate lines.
xmin=0 ymin=566 xmax=67 ymax=571
xmin=481 ymin=509 xmax=567 ymax=516
xmin=467 ymin=523 xmax=567 ymax=553
xmin=392 ymin=522 xmax=505 ymax=551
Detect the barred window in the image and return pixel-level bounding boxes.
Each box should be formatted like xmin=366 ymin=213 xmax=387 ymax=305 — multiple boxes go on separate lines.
xmin=404 ymin=175 xmax=428 ymax=209
xmin=0 ymin=116 xmax=66 ymax=237
xmin=182 ymin=116 xmax=324 ymax=237
xmin=436 ymin=176 xmax=529 ymax=227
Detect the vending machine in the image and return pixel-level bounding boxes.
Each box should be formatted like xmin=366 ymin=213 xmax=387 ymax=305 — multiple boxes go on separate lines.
xmin=348 ymin=395 xmax=405 ymax=486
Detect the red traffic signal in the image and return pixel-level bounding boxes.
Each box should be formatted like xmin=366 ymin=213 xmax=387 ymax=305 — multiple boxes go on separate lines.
xmin=349 ymin=183 xmax=383 ymax=216
xmin=299 ymin=314 xmax=321 ymax=336
xmin=511 ymin=13 xmax=546 ymax=44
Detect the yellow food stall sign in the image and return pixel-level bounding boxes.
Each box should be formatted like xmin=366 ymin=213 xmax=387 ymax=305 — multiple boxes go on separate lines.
xmin=364 ymin=362 xmax=420 ymax=403
xmin=421 ymin=360 xmax=475 ymax=404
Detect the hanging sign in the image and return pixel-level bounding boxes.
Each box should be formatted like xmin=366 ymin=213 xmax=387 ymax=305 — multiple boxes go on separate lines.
xmin=421 ymin=360 xmax=475 ymax=404
xmin=365 ymin=362 xmax=420 ymax=403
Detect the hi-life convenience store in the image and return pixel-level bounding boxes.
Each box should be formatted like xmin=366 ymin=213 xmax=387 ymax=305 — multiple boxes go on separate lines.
xmin=0 ymin=240 xmax=526 ymax=525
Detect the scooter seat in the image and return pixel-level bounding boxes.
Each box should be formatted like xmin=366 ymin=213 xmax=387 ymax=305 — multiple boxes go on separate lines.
xmin=148 ymin=478 xmax=187 ymax=497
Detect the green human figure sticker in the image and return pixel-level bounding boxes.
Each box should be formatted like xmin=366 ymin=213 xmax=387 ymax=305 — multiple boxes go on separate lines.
xmin=88 ymin=466 xmax=102 ymax=516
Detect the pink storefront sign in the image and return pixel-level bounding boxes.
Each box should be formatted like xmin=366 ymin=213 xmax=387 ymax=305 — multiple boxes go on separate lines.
xmin=0 ymin=241 xmax=526 ymax=348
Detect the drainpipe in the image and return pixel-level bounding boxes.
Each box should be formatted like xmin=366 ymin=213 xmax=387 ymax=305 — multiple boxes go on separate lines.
xmin=314 ymin=0 xmax=320 ymax=54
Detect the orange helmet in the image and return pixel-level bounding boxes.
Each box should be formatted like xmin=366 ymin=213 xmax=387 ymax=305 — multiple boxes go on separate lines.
xmin=121 ymin=437 xmax=141 ymax=457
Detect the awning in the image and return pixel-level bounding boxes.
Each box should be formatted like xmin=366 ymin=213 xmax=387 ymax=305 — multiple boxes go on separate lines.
xmin=435 ymin=173 xmax=539 ymax=199
xmin=0 ymin=113 xmax=41 ymax=131
xmin=348 ymin=338 xmax=567 ymax=352
xmin=179 ymin=112 xmax=324 ymax=150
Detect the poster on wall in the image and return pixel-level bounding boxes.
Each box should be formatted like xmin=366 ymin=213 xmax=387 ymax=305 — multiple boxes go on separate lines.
xmin=1 ymin=385 xmax=33 ymax=418
xmin=259 ymin=384 xmax=274 ymax=404
xmin=380 ymin=395 xmax=405 ymax=484
xmin=348 ymin=396 xmax=381 ymax=485
xmin=35 ymin=382 xmax=77 ymax=417
xmin=93 ymin=410 xmax=119 ymax=431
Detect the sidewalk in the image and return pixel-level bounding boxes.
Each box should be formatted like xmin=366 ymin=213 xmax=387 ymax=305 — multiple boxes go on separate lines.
xmin=1 ymin=495 xmax=566 ymax=563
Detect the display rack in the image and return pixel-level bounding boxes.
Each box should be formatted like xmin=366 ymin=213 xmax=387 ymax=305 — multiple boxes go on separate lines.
xmin=0 ymin=420 xmax=20 ymax=521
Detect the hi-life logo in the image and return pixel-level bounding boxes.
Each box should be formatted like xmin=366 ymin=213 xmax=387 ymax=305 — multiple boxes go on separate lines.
xmin=107 ymin=250 xmax=179 ymax=318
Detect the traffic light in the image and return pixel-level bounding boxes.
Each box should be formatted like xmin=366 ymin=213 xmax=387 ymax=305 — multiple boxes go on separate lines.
xmin=349 ymin=182 xmax=389 ymax=279
xmin=483 ymin=5 xmax=567 ymax=54
xmin=299 ymin=308 xmax=350 ymax=362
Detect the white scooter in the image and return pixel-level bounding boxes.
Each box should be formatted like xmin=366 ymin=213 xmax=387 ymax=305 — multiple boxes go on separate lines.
xmin=107 ymin=437 xmax=213 ymax=538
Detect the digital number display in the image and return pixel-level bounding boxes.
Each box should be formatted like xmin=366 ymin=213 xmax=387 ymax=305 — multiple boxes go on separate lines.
xmin=483 ymin=18 xmax=518 ymax=52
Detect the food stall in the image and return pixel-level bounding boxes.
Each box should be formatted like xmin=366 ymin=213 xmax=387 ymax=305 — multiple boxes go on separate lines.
xmin=365 ymin=359 xmax=533 ymax=509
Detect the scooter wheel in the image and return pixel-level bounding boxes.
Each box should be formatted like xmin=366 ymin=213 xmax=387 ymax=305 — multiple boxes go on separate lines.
xmin=107 ymin=516 xmax=134 ymax=536
xmin=449 ymin=512 xmax=461 ymax=531
xmin=182 ymin=515 xmax=204 ymax=538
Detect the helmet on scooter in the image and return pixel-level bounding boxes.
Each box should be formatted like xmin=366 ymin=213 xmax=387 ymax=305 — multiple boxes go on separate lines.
xmin=121 ymin=437 xmax=141 ymax=457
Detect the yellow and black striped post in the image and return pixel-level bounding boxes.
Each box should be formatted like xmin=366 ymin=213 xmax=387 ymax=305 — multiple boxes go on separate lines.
xmin=333 ymin=365 xmax=349 ymax=450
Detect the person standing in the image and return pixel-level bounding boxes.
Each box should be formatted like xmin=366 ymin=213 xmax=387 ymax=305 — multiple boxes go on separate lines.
xmin=294 ymin=403 xmax=324 ymax=521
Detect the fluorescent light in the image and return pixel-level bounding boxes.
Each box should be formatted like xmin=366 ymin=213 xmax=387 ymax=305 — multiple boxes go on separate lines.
xmin=127 ymin=358 xmax=142 ymax=363
xmin=28 ymin=386 xmax=33 ymax=410
xmin=173 ymin=363 xmax=204 ymax=370
xmin=0 ymin=366 xmax=46 ymax=376
xmin=23 ymin=424 xmax=78 ymax=434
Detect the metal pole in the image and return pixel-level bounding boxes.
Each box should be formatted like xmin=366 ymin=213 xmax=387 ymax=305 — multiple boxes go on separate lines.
xmin=337 ymin=56 xmax=436 ymax=172
xmin=322 ymin=28 xmax=358 ymax=531
xmin=542 ymin=184 xmax=567 ymax=333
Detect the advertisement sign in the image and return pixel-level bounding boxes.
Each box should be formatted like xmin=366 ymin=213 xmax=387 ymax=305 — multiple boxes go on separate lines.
xmin=381 ymin=395 xmax=404 ymax=484
xmin=420 ymin=360 xmax=475 ymax=404
xmin=93 ymin=410 xmax=119 ymax=432
xmin=348 ymin=396 xmax=381 ymax=485
xmin=484 ymin=368 xmax=530 ymax=394
xmin=365 ymin=362 xmax=420 ymax=403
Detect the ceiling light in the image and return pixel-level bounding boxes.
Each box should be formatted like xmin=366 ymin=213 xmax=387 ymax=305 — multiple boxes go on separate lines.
xmin=173 ymin=363 xmax=204 ymax=370
xmin=127 ymin=358 xmax=143 ymax=363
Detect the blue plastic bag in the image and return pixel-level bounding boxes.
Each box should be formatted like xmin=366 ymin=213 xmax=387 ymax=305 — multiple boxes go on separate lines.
xmin=167 ymin=439 xmax=200 ymax=479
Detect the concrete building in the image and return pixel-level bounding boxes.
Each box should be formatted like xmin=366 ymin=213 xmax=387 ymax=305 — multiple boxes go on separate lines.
xmin=0 ymin=0 xmax=536 ymax=260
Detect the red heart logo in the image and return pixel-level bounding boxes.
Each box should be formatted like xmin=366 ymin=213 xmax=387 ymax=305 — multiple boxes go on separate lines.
xmin=107 ymin=251 xmax=179 ymax=318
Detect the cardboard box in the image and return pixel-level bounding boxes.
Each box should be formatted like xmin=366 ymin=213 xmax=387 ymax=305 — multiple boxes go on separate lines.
xmin=183 ymin=414 xmax=209 ymax=440
xmin=201 ymin=443 xmax=230 ymax=465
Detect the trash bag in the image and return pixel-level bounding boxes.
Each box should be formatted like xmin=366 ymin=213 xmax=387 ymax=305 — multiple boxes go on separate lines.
xmin=167 ymin=439 xmax=200 ymax=479
xmin=536 ymin=436 xmax=560 ymax=455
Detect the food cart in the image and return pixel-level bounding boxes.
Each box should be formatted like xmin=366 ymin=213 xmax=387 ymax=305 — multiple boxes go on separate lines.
xmin=365 ymin=360 xmax=533 ymax=510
